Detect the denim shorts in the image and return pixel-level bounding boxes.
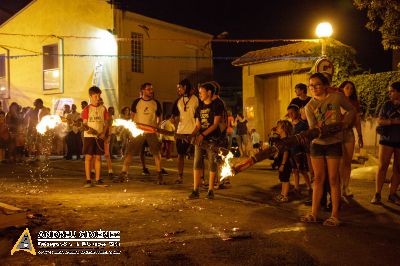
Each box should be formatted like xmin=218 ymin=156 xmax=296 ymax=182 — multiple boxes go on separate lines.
xmin=310 ymin=142 xmax=342 ymax=158
xmin=379 ymin=140 xmax=400 ymax=149
xmin=193 ymin=145 xmax=218 ymax=172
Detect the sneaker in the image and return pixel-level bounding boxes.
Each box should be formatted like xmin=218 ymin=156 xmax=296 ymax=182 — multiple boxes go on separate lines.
xmin=84 ymin=180 xmax=93 ymax=188
xmin=113 ymin=172 xmax=127 ymax=183
xmin=188 ymin=190 xmax=200 ymax=199
xmin=157 ymin=174 xmax=166 ymax=185
xmin=96 ymin=179 xmax=105 ymax=185
xmin=388 ymin=193 xmax=400 ymax=205
xmin=142 ymin=168 xmax=150 ymax=176
xmin=108 ymin=172 xmax=114 ymax=179
xmin=371 ymin=193 xmax=381 ymax=204
xmin=206 ymin=190 xmax=214 ymax=199
xmin=161 ymin=168 xmax=169 ymax=176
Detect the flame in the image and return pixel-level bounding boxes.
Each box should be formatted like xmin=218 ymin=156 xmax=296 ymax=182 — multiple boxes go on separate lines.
xmin=219 ymin=151 xmax=235 ymax=181
xmin=113 ymin=119 xmax=145 ymax=137
xmin=36 ymin=115 xmax=62 ymax=135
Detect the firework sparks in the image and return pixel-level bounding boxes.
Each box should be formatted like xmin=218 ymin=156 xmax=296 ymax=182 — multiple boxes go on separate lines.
xmin=36 ymin=115 xmax=62 ymax=135
xmin=113 ymin=119 xmax=145 ymax=137
xmin=219 ymin=151 xmax=235 ymax=181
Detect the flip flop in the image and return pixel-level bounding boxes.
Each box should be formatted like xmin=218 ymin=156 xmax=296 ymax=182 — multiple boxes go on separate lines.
xmin=300 ymin=213 xmax=318 ymax=223
xmin=323 ymin=216 xmax=341 ymax=227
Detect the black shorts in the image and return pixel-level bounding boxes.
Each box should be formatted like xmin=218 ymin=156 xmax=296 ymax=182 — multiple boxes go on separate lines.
xmin=279 ymin=163 xmax=292 ymax=182
xmin=379 ymin=140 xmax=400 ymax=149
xmin=0 ymin=139 xmax=7 ymax=149
xmin=310 ymin=142 xmax=342 ymax=159
xmin=291 ymin=152 xmax=309 ymax=172
xmin=176 ymin=137 xmax=191 ymax=155
xmin=253 ymin=143 xmax=261 ymax=149
xmin=83 ymin=137 xmax=105 ymax=156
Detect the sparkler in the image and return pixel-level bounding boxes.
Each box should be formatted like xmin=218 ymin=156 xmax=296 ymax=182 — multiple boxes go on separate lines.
xmin=36 ymin=115 xmax=63 ymax=134
xmin=219 ymin=151 xmax=234 ymax=181
xmin=113 ymin=119 xmax=145 ymax=137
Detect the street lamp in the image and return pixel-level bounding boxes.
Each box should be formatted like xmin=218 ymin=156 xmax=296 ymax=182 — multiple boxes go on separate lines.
xmin=316 ymin=22 xmax=333 ymax=56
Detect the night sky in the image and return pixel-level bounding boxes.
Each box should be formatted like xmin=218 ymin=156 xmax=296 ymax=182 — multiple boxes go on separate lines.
xmin=0 ymin=0 xmax=393 ymax=86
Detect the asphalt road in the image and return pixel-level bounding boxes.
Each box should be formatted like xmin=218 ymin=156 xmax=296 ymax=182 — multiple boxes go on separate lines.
xmin=0 ymin=157 xmax=399 ymax=265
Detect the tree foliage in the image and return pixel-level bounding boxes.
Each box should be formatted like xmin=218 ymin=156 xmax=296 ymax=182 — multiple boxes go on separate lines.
xmin=353 ymin=0 xmax=400 ymax=50
xmin=309 ymin=42 xmax=363 ymax=85
xmin=338 ymin=71 xmax=400 ymax=118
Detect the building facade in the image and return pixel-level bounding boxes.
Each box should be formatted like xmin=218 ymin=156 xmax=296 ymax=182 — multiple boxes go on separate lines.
xmin=0 ymin=0 xmax=212 ymax=115
xmin=232 ymin=42 xmax=321 ymax=141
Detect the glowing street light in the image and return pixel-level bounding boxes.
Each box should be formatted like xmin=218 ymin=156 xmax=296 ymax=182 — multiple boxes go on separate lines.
xmin=316 ymin=22 xmax=333 ymax=56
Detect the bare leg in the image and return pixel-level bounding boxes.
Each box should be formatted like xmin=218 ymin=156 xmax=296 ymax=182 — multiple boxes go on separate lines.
xmin=326 ymin=158 xmax=341 ymax=219
xmin=194 ymin=169 xmax=202 ymax=191
xmin=311 ymin=157 xmax=326 ymax=219
xmin=177 ymin=154 xmax=184 ymax=178
xmin=154 ymin=153 xmax=161 ymax=172
xmin=209 ymin=171 xmax=216 ymax=191
xmin=389 ymin=148 xmax=400 ymax=195
xmin=376 ymin=144 xmax=394 ymax=194
xmin=281 ymin=182 xmax=289 ymax=197
xmin=121 ymin=154 xmax=133 ymax=173
xmin=340 ymin=141 xmax=355 ymax=195
xmin=293 ymin=170 xmax=300 ymax=190
xmin=95 ymin=155 xmax=101 ymax=181
xmin=306 ymin=153 xmax=314 ymax=178
xmin=85 ymin=155 xmax=93 ymax=181
xmin=301 ymin=171 xmax=312 ymax=190
xmin=140 ymin=144 xmax=146 ymax=170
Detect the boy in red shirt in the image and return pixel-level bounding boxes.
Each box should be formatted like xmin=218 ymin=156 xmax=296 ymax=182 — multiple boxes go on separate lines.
xmin=81 ymin=86 xmax=109 ymax=187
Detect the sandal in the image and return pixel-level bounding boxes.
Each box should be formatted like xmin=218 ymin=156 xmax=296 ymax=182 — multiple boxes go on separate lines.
xmin=300 ymin=213 xmax=317 ymax=223
xmin=274 ymin=194 xmax=289 ymax=203
xmin=323 ymin=216 xmax=341 ymax=227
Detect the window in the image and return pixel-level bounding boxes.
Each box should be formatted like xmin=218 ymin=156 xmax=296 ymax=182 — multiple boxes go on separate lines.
xmin=131 ymin=32 xmax=143 ymax=73
xmin=0 ymin=54 xmax=5 ymax=78
xmin=43 ymin=44 xmax=60 ymax=91
xmin=0 ymin=53 xmax=8 ymax=98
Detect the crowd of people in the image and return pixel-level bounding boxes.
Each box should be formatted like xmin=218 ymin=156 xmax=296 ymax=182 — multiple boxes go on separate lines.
xmin=0 ymin=74 xmax=399 ymax=227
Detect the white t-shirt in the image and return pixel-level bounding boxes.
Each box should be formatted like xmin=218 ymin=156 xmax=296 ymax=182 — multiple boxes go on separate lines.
xmin=81 ymin=105 xmax=108 ymax=138
xmin=172 ymin=95 xmax=199 ymax=134
xmin=131 ymin=98 xmax=162 ymax=127
xmin=66 ymin=111 xmax=81 ymax=133
xmin=251 ymin=132 xmax=260 ymax=145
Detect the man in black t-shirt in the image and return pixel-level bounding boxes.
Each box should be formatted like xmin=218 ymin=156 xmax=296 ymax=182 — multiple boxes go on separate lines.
xmin=289 ymin=83 xmax=312 ymax=120
xmin=188 ymin=82 xmax=224 ymax=200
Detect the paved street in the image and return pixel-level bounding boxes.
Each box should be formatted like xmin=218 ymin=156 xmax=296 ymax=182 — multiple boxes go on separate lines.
xmin=1 ymin=156 xmax=400 ymax=265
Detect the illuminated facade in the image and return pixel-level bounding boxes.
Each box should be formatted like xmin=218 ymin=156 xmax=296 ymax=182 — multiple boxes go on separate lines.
xmin=0 ymin=0 xmax=213 ymax=115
